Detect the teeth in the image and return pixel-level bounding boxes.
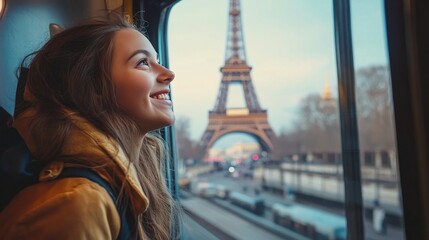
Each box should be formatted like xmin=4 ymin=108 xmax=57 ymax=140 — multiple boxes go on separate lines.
xmin=152 ymin=93 xmax=170 ymax=100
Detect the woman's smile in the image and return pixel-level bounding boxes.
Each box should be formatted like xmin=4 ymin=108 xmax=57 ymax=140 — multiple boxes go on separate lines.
xmin=150 ymin=91 xmax=172 ymax=106
xmin=150 ymin=97 xmax=172 ymax=106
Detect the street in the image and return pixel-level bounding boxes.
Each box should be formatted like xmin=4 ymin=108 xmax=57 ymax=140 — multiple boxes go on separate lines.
xmin=184 ymin=171 xmax=405 ymax=240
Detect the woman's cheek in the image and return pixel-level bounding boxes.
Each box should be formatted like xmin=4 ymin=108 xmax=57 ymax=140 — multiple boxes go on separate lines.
xmin=133 ymin=81 xmax=152 ymax=100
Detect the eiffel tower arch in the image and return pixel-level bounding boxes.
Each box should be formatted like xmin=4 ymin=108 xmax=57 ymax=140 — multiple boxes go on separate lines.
xmin=201 ymin=0 xmax=275 ymax=152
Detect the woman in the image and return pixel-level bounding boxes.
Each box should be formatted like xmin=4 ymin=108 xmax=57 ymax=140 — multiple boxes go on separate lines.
xmin=0 ymin=15 xmax=179 ymax=239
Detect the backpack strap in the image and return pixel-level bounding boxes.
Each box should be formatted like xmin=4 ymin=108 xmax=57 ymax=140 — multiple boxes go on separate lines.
xmin=0 ymin=129 xmax=45 ymax=211
xmin=57 ymin=168 xmax=134 ymax=240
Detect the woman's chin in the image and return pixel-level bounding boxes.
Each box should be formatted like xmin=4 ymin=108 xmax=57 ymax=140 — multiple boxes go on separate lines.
xmin=145 ymin=115 xmax=175 ymax=132
xmin=163 ymin=111 xmax=175 ymax=126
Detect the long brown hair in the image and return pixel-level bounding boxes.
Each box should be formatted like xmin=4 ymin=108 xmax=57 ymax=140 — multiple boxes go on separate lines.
xmin=18 ymin=15 xmax=179 ymax=239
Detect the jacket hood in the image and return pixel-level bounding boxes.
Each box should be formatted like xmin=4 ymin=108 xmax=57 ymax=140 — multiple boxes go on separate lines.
xmin=12 ymin=107 xmax=149 ymax=213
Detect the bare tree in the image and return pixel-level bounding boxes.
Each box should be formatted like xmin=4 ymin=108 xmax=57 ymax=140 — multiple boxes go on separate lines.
xmin=355 ymin=65 xmax=396 ymax=150
xmin=292 ymin=94 xmax=341 ymax=153
xmin=271 ymin=65 xmax=395 ymax=160
xmin=174 ymin=117 xmax=205 ymax=161
xmin=271 ymin=128 xmax=302 ymax=159
xmin=175 ymin=117 xmax=193 ymax=160
xmin=271 ymin=93 xmax=341 ymax=159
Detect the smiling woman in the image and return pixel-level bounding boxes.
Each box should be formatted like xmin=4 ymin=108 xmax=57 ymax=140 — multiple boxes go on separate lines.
xmin=0 ymin=15 xmax=180 ymax=240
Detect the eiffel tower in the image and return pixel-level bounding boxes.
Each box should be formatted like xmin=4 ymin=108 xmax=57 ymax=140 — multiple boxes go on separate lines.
xmin=201 ymin=0 xmax=275 ymax=152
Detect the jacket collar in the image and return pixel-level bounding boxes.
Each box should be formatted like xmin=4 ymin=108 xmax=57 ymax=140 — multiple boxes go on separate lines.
xmin=13 ymin=108 xmax=149 ymax=213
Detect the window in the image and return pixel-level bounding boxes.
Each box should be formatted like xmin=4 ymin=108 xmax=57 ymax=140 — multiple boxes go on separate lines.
xmin=381 ymin=151 xmax=392 ymax=169
xmin=364 ymin=152 xmax=375 ymax=167
xmin=167 ymin=0 xmax=406 ymax=239
xmin=169 ymin=1 xmax=350 ymax=239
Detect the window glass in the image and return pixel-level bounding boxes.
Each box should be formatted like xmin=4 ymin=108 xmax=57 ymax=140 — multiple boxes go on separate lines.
xmin=350 ymin=0 xmax=405 ymax=239
xmin=163 ymin=0 xmax=400 ymax=239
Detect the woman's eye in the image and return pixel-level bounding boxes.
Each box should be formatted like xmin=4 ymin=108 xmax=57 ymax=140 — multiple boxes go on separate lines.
xmin=137 ymin=58 xmax=149 ymax=67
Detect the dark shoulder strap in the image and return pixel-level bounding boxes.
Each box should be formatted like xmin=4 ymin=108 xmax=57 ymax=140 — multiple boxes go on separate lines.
xmin=0 ymin=117 xmax=45 ymax=211
xmin=58 ymin=168 xmax=133 ymax=240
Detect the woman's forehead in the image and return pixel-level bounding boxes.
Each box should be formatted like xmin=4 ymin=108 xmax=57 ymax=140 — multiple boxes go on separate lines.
xmin=113 ymin=29 xmax=157 ymax=60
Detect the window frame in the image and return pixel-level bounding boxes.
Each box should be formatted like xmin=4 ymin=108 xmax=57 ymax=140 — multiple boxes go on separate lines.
xmin=137 ymin=0 xmax=182 ymax=238
xmin=138 ymin=0 xmax=182 ymax=200
xmin=385 ymin=0 xmax=429 ymax=239
xmin=332 ymin=1 xmax=365 ymax=239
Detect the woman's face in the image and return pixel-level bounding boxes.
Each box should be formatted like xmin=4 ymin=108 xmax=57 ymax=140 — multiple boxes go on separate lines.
xmin=111 ymin=29 xmax=175 ymax=133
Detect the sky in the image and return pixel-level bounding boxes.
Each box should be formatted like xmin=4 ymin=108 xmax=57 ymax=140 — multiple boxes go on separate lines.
xmin=168 ymin=0 xmax=389 ymax=146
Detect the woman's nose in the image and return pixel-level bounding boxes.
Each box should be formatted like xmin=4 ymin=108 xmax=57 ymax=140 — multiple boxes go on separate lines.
xmin=157 ymin=66 xmax=175 ymax=84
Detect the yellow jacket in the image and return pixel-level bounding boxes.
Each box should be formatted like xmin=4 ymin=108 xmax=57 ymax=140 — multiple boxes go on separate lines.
xmin=0 ymin=108 xmax=149 ymax=239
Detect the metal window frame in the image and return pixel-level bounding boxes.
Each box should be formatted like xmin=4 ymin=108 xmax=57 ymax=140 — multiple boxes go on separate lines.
xmin=332 ymin=0 xmax=365 ymax=239
xmin=384 ymin=0 xmax=429 ymax=239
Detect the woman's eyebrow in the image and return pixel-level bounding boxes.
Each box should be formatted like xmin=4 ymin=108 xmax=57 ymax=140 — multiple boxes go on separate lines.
xmin=127 ymin=49 xmax=158 ymax=61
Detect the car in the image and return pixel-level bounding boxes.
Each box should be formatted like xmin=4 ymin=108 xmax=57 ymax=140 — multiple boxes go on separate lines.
xmin=193 ymin=182 xmax=217 ymax=198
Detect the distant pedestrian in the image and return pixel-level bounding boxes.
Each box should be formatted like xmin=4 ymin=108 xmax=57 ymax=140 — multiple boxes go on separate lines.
xmin=284 ymin=186 xmax=295 ymax=202
xmin=373 ymin=199 xmax=387 ymax=234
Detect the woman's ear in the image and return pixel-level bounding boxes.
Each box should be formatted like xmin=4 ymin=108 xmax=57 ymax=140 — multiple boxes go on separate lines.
xmin=49 ymin=23 xmax=63 ymax=38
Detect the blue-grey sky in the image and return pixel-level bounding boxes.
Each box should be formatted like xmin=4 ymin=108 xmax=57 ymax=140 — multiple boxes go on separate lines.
xmin=168 ymin=0 xmax=389 ymax=143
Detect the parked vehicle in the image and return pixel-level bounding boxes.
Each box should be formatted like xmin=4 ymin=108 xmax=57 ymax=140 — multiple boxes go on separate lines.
xmin=273 ymin=203 xmax=346 ymax=240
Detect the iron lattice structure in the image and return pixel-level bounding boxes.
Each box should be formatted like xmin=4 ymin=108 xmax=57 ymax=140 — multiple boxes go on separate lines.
xmin=201 ymin=0 xmax=275 ymax=152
